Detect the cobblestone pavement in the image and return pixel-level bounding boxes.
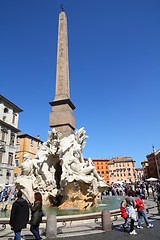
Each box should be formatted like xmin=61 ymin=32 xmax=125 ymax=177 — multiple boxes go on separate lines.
xmin=0 ymin=198 xmax=159 ymax=240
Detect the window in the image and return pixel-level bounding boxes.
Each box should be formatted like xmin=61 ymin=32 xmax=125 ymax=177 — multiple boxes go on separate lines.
xmin=8 ymin=153 xmax=13 ymax=165
xmin=12 ymin=112 xmax=17 ymax=124
xmin=30 ymin=139 xmax=33 ymax=145
xmin=1 ymin=131 xmax=6 ymax=142
xmin=16 ymin=144 xmax=20 ymax=151
xmin=6 ymin=170 xmax=11 ymax=180
xmin=1 ymin=128 xmax=8 ymax=142
xmin=10 ymin=133 xmax=15 ymax=146
xmin=4 ymin=107 xmax=9 ymax=113
xmin=15 ymin=159 xmax=19 ymax=167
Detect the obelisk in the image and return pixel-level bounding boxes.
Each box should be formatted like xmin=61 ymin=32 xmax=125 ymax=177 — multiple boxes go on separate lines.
xmin=49 ymin=6 xmax=76 ymax=137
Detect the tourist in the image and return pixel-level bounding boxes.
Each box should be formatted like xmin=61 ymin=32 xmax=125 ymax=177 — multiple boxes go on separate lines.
xmin=9 ymin=189 xmax=29 ymax=240
xmin=125 ymin=190 xmax=137 ymax=235
xmin=29 ymin=192 xmax=44 ymax=240
xmin=120 ymin=199 xmax=129 ymax=231
xmin=135 ymin=193 xmax=153 ymax=229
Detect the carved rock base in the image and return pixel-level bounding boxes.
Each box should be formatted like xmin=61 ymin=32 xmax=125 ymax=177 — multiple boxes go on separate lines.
xmin=58 ymin=181 xmax=98 ymax=210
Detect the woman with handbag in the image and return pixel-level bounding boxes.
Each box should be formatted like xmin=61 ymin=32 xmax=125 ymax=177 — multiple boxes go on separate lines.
xmin=29 ymin=192 xmax=43 ymax=240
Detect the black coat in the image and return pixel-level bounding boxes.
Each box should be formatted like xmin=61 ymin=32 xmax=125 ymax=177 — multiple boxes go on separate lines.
xmin=30 ymin=201 xmax=43 ymax=226
xmin=9 ymin=197 xmax=29 ymax=231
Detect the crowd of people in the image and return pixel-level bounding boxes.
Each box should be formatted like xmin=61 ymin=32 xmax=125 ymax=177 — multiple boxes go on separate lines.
xmin=103 ymin=181 xmax=160 ymax=201
xmin=101 ymin=181 xmax=160 ymax=235
xmin=0 ymin=185 xmax=17 ymax=205
xmin=120 ymin=190 xmax=153 ymax=235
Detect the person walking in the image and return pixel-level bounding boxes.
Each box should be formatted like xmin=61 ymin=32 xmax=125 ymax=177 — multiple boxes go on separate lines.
xmin=136 ymin=193 xmax=153 ymax=229
xmin=9 ymin=189 xmax=29 ymax=240
xmin=125 ymin=190 xmax=137 ymax=235
xmin=29 ymin=192 xmax=43 ymax=240
xmin=120 ymin=199 xmax=129 ymax=231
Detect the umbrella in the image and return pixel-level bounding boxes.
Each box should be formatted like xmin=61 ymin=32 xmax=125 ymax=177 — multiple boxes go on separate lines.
xmin=146 ymin=177 xmax=158 ymax=181
xmin=113 ymin=181 xmax=123 ymax=185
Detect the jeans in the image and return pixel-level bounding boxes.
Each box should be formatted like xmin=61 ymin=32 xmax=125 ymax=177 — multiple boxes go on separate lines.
xmin=30 ymin=225 xmax=42 ymax=240
xmin=14 ymin=230 xmax=21 ymax=240
xmin=137 ymin=210 xmax=150 ymax=226
xmin=123 ymin=217 xmax=129 ymax=230
xmin=130 ymin=219 xmax=135 ymax=232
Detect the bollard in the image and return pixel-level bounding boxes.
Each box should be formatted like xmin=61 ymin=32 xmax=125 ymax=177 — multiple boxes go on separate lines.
xmin=46 ymin=214 xmax=57 ymax=239
xmin=101 ymin=210 xmax=112 ymax=231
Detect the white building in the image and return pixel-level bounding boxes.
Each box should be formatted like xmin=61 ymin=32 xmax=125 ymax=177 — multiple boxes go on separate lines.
xmin=0 ymin=95 xmax=22 ymax=185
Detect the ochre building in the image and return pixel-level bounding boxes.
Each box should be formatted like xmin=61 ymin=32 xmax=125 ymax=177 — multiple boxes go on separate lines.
xmin=14 ymin=133 xmax=43 ymax=177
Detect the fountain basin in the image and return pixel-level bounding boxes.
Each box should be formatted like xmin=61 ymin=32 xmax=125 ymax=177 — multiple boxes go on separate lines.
xmin=0 ymin=196 xmax=124 ymax=218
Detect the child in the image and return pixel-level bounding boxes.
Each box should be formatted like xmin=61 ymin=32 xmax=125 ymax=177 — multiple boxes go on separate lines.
xmin=135 ymin=193 xmax=153 ymax=229
xmin=120 ymin=199 xmax=129 ymax=231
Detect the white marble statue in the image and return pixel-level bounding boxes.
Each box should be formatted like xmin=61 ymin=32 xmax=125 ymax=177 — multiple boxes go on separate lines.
xmin=15 ymin=128 xmax=108 ymax=209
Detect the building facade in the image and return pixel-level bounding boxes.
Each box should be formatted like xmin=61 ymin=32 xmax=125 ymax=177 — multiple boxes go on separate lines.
xmin=146 ymin=148 xmax=160 ymax=180
xmin=108 ymin=156 xmax=136 ymax=183
xmin=14 ymin=133 xmax=43 ymax=177
xmin=0 ymin=95 xmax=22 ymax=185
xmin=134 ymin=168 xmax=144 ymax=182
xmin=141 ymin=160 xmax=149 ymax=180
xmin=92 ymin=158 xmax=110 ymax=183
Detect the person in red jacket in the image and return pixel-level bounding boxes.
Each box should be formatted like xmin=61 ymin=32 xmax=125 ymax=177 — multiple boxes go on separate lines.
xmin=120 ymin=199 xmax=129 ymax=231
xmin=135 ymin=193 xmax=153 ymax=229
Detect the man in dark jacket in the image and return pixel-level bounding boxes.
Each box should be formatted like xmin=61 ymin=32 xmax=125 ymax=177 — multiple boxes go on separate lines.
xmin=9 ymin=189 xmax=29 ymax=240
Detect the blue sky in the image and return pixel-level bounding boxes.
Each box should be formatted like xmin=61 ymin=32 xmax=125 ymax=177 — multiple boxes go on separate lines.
xmin=1 ymin=0 xmax=160 ymax=168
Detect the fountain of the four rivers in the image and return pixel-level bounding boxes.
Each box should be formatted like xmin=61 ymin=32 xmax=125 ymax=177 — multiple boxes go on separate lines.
xmin=16 ymin=7 xmax=111 ymax=213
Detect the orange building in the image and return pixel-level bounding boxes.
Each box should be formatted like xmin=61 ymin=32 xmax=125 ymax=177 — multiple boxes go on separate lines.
xmin=14 ymin=133 xmax=43 ymax=177
xmin=92 ymin=158 xmax=110 ymax=183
